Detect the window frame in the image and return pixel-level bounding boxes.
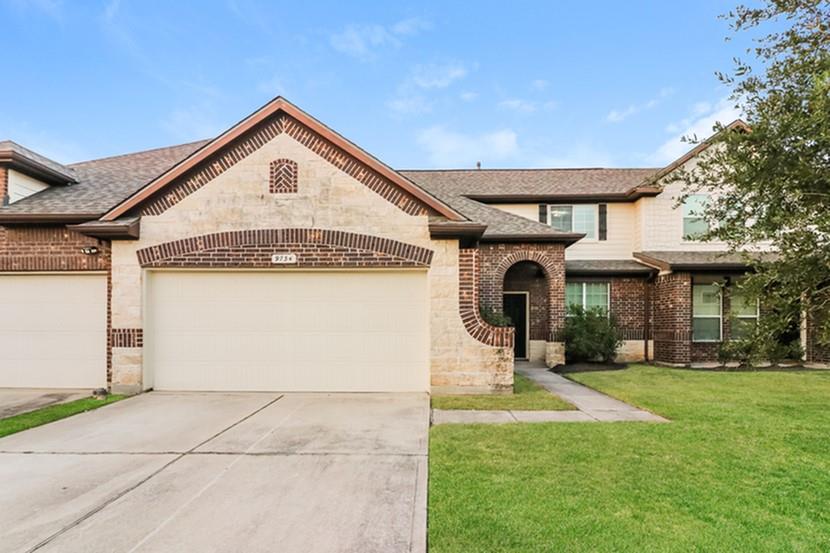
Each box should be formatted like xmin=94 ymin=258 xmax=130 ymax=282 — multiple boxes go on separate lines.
xmin=565 ymin=281 xmax=610 ymax=316
xmin=682 ymin=194 xmax=710 ymax=242
xmin=692 ymin=283 xmax=723 ymax=343
xmin=729 ymin=288 xmax=760 ymax=341
xmin=548 ymin=204 xmax=598 ymax=241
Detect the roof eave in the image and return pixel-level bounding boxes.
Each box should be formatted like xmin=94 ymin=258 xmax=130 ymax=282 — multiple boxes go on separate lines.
xmin=0 ymin=212 xmax=100 ymax=224
xmin=428 ymin=221 xmax=487 ymax=239
xmin=464 ymin=188 xmax=662 ymax=204
xmin=67 ymin=217 xmax=141 ymax=240
xmin=480 ymin=232 xmax=584 ymax=245
xmin=0 ymin=151 xmax=78 ymax=185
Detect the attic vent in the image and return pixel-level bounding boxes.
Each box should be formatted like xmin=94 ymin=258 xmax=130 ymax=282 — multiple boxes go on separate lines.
xmin=269 ymin=159 xmax=298 ymax=194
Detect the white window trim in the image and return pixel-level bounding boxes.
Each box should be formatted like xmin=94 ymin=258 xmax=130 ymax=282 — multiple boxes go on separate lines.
xmin=548 ymin=204 xmax=599 ymax=242
xmin=566 ymin=281 xmax=610 ymax=316
xmin=682 ymin=194 xmax=710 ymax=243
xmin=692 ymin=285 xmax=722 ymax=343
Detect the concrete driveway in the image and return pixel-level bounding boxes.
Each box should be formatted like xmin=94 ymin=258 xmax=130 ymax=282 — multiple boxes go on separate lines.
xmin=0 ymin=392 xmax=429 ymax=553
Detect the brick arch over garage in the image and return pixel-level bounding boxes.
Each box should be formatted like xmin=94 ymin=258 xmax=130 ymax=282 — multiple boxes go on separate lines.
xmin=136 ymin=228 xmax=434 ymax=268
xmin=478 ymin=244 xmax=567 ymax=341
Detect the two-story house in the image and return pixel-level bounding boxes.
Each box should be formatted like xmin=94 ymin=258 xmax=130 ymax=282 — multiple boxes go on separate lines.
xmin=0 ymin=98 xmax=825 ymax=395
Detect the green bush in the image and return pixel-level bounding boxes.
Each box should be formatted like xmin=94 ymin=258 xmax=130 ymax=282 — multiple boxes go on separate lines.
xmin=479 ymin=304 xmax=513 ymax=327
xmin=561 ymin=305 xmax=622 ymax=363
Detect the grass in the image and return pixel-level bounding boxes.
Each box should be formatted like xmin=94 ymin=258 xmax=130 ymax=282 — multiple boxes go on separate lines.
xmin=431 ymin=373 xmax=574 ymax=411
xmin=0 ymin=395 xmax=125 ymax=439
xmin=429 ymin=365 xmax=830 ymax=552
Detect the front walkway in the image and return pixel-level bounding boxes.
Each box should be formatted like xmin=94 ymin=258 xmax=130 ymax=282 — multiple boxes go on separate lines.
xmin=432 ymin=363 xmax=667 ymax=424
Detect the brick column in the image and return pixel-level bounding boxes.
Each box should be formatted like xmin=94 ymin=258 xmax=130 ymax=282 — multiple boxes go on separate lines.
xmin=0 ymin=166 xmax=8 ymax=206
xmin=653 ymin=272 xmax=692 ymax=364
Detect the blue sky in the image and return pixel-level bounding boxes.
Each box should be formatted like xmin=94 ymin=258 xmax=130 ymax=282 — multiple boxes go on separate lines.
xmin=1 ymin=0 xmax=755 ymax=169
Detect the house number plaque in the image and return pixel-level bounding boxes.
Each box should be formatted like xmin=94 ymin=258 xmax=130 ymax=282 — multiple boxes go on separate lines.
xmin=271 ymin=253 xmax=298 ymax=264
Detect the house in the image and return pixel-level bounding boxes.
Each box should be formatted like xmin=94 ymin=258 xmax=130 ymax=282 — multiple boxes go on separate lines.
xmin=0 ymin=98 xmax=826 ymax=394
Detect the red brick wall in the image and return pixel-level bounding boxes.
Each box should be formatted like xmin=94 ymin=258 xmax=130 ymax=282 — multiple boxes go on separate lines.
xmin=0 ymin=226 xmax=111 ymax=271
xmin=478 ymin=242 xmax=566 ymax=341
xmin=806 ymin=308 xmax=830 ymax=364
xmin=609 ymin=277 xmax=649 ymax=340
xmin=653 ymin=272 xmax=692 ymax=364
xmin=458 ymin=248 xmax=514 ymax=347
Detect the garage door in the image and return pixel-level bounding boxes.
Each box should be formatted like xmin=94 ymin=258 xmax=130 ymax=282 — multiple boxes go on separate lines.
xmin=146 ymin=270 xmax=429 ymax=392
xmin=0 ymin=274 xmax=107 ymax=388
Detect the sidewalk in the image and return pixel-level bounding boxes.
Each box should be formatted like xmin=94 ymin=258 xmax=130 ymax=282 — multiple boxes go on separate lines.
xmin=432 ymin=364 xmax=667 ymax=425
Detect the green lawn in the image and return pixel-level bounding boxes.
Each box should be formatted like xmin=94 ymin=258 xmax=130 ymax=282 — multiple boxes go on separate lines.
xmin=0 ymin=395 xmax=124 ymax=439
xmin=429 ymin=365 xmax=830 ymax=552
xmin=431 ymin=373 xmax=574 ymax=411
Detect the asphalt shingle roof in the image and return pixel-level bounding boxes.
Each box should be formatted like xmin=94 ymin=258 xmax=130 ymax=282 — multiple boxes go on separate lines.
xmin=0 ymin=140 xmax=209 ymax=215
xmin=635 ymin=251 xmax=777 ymax=269
xmin=565 ymin=259 xmax=655 ymax=274
xmin=400 ymin=168 xmax=659 ymax=198
xmin=0 ymin=140 xmax=78 ymax=182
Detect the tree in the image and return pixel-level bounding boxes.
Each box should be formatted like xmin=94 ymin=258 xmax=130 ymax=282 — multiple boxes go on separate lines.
xmin=672 ymin=0 xmax=830 ymax=362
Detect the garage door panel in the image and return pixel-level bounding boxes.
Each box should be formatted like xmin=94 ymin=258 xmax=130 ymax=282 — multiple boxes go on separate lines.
xmin=0 ymin=274 xmax=107 ymax=389
xmin=147 ymin=271 xmax=429 ymax=392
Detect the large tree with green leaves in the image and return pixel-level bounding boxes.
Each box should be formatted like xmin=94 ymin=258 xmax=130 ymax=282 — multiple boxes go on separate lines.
xmin=675 ymin=0 xmax=829 ymax=363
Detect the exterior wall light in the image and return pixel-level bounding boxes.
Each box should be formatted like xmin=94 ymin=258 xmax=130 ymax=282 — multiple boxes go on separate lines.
xmin=81 ymin=246 xmax=99 ymax=255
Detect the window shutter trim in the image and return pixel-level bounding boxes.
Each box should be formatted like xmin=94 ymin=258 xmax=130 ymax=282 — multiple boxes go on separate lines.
xmin=538 ymin=204 xmax=548 ymax=224
xmin=598 ymin=204 xmax=607 ymax=241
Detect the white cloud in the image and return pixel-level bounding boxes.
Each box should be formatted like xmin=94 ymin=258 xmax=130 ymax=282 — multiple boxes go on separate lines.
xmin=410 ymin=62 xmax=468 ymax=89
xmin=651 ymin=97 xmax=742 ymax=164
xmin=531 ymin=79 xmax=549 ymax=91
xmin=606 ymin=87 xmax=674 ymax=123
xmin=459 ymin=91 xmax=478 ymax=102
xmin=416 ymin=126 xmax=519 ymax=167
xmin=330 ymin=17 xmax=431 ymax=61
xmin=387 ymin=95 xmax=432 ymax=115
xmin=498 ymin=98 xmax=557 ymax=114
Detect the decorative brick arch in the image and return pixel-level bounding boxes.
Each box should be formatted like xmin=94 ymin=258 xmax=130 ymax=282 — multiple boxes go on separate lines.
xmin=459 ymin=249 xmax=514 ymax=348
xmin=136 ymin=228 xmax=433 ymax=269
xmin=478 ymin=244 xmax=567 ymax=342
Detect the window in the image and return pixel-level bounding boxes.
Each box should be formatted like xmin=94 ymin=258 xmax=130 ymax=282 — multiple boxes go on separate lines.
xmin=683 ymin=194 xmax=710 ymax=240
xmin=566 ymin=282 xmax=609 ymax=314
xmin=549 ymin=205 xmax=596 ymax=239
xmin=730 ymin=288 xmax=759 ymax=340
xmin=692 ymin=283 xmax=722 ymax=341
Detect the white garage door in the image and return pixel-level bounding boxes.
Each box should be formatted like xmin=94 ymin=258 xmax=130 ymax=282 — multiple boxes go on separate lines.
xmin=0 ymin=274 xmax=107 ymax=389
xmin=146 ymin=270 xmax=429 ymax=392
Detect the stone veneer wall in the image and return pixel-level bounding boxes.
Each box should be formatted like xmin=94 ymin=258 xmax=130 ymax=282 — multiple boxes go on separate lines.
xmin=110 ymin=131 xmax=510 ymax=393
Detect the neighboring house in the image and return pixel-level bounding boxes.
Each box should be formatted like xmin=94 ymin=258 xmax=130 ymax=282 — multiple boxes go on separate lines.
xmin=0 ymin=98 xmax=826 ymax=394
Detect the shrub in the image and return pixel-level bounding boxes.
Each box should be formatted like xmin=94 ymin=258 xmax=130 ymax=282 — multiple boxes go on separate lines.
xmin=479 ymin=304 xmax=513 ymax=327
xmin=561 ymin=305 xmax=622 ymax=363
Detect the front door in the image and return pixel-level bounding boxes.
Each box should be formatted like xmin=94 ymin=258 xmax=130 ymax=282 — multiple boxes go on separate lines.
xmin=503 ymin=292 xmax=528 ymax=359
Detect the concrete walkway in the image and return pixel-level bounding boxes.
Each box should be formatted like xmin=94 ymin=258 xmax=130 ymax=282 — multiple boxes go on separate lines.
xmin=432 ymin=365 xmax=667 ymax=425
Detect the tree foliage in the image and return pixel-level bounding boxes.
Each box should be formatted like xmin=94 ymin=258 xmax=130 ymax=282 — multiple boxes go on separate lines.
xmin=561 ymin=306 xmax=622 ymax=364
xmin=674 ymin=0 xmax=830 ymax=359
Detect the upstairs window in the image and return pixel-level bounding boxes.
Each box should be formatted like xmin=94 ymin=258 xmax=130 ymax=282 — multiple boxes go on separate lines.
xmin=730 ymin=288 xmax=759 ymax=340
xmin=549 ymin=205 xmax=596 ymax=239
xmin=682 ymin=194 xmax=710 ymax=240
xmin=566 ymin=282 xmax=609 ymax=315
xmin=692 ymin=283 xmax=722 ymax=342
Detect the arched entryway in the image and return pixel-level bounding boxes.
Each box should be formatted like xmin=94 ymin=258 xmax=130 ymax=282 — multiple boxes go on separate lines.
xmin=503 ymin=261 xmax=550 ymax=360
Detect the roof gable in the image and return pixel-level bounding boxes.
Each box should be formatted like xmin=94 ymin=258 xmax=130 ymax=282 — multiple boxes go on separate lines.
xmin=102 ymin=97 xmax=462 ymax=222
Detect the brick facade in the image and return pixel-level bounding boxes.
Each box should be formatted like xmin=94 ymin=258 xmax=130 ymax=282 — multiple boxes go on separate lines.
xmin=805 ymin=308 xmax=830 ymax=364
xmin=269 ymin=158 xmax=298 ymax=193
xmin=652 ymin=272 xmax=692 ymax=364
xmin=111 ymin=328 xmax=143 ymax=348
xmin=478 ymin=242 xmax=566 ymax=341
xmin=609 ymin=277 xmax=649 ymax=340
xmin=136 ymin=228 xmax=433 ymax=269
xmin=458 ymin=248 xmax=514 ymax=348
xmin=139 ymin=113 xmax=429 ymax=218
xmin=0 ymin=226 xmax=111 ymax=271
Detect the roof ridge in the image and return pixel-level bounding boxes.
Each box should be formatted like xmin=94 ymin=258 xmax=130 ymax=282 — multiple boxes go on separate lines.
xmin=68 ymin=139 xmax=211 ymax=167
